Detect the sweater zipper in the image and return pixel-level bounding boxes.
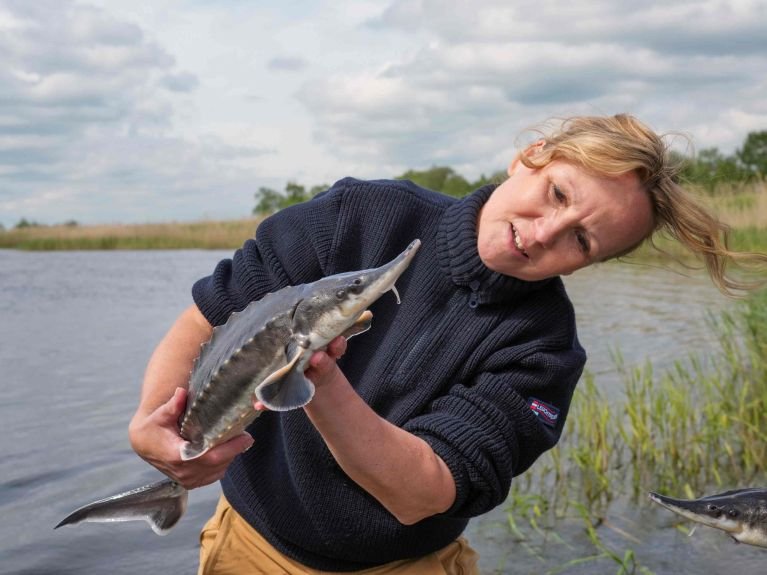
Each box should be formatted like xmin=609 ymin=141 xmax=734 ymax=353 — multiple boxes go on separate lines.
xmin=395 ymin=290 xmax=465 ymax=379
xmin=467 ymin=280 xmax=481 ymax=309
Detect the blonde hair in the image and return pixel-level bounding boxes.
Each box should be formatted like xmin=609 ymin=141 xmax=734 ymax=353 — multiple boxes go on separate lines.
xmin=519 ymin=114 xmax=767 ymax=296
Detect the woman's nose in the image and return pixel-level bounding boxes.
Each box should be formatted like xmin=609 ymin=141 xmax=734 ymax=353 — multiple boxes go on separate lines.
xmin=533 ymin=215 xmax=563 ymax=248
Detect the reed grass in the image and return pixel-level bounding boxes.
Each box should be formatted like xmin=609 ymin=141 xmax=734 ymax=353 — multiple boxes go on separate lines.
xmin=0 ymin=218 xmax=263 ymax=250
xmin=504 ymin=288 xmax=767 ymax=573
xmin=626 ymin=182 xmax=767 ymax=262
xmin=702 ymin=181 xmax=767 ymax=229
xmin=2 ymin=184 xmax=765 ymax=252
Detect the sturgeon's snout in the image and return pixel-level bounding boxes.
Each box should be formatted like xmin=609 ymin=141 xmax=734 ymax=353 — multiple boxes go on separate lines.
xmin=649 ymin=488 xmax=767 ymax=547
xmin=291 ymin=239 xmax=421 ymax=345
xmin=362 ymin=239 xmax=421 ymax=301
xmin=649 ymin=492 xmax=691 ymax=509
xmin=649 ymin=491 xmax=726 ymax=527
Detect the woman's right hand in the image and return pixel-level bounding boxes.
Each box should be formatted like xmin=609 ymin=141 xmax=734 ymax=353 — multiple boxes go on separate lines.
xmin=128 ymin=386 xmax=254 ymax=489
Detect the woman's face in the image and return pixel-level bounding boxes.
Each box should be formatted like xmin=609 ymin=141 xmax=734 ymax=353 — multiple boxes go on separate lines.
xmin=477 ymin=154 xmax=654 ymax=281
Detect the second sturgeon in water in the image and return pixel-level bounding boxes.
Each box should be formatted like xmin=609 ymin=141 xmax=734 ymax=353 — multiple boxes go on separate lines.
xmin=649 ymin=488 xmax=767 ymax=548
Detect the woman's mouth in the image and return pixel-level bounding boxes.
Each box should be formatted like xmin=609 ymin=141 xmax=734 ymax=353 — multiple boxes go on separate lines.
xmin=511 ymin=224 xmax=529 ymax=258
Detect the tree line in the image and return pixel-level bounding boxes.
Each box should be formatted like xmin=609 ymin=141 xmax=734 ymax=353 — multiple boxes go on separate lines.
xmin=675 ymin=131 xmax=767 ymax=192
xmin=251 ymin=166 xmax=507 ymax=214
xmin=253 ymin=131 xmax=767 ymax=215
xmin=2 ymin=218 xmax=77 ymax=231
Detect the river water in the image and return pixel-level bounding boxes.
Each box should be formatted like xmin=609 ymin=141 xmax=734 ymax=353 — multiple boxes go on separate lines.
xmin=1 ymin=249 xmax=763 ymax=574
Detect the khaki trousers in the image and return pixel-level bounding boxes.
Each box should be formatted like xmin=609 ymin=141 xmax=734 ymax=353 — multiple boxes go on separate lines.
xmin=199 ymin=495 xmax=479 ymax=575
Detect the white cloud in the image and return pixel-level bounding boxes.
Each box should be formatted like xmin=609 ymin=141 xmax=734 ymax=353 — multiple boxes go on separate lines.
xmin=372 ymin=0 xmax=767 ymax=56
xmin=0 ymin=0 xmax=765 ymax=228
xmin=299 ymin=0 xmax=766 ymax=179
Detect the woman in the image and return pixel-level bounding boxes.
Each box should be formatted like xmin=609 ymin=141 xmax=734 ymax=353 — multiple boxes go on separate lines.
xmin=129 ymin=114 xmax=766 ymax=574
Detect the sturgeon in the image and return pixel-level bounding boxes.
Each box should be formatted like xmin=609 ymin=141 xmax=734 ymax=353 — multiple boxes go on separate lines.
xmin=56 ymin=239 xmax=421 ymax=535
xmin=649 ymin=488 xmax=767 ymax=548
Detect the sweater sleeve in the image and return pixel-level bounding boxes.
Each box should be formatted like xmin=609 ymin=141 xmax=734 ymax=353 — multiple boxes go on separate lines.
xmin=403 ymin=337 xmax=585 ymax=519
xmin=192 ymin=182 xmax=345 ymax=327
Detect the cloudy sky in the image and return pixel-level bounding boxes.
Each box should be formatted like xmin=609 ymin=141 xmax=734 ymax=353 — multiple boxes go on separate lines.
xmin=1 ymin=0 xmax=765 ymax=227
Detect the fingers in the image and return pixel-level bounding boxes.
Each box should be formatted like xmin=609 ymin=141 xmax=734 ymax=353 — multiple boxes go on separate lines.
xmin=202 ymin=433 xmax=254 ymax=465
xmin=309 ymin=336 xmax=347 ymax=370
xmin=132 ymin=388 xmax=251 ymax=490
xmin=308 ymin=351 xmax=333 ymax=373
xmin=130 ymin=393 xmax=185 ymax=460
xmin=326 ymin=336 xmax=348 ymax=359
xmin=157 ymin=387 xmax=187 ymax=424
xmin=174 ymin=433 xmax=253 ymax=489
xmin=146 ymin=388 xmax=188 ymax=454
xmin=170 ymin=386 xmax=188 ymax=411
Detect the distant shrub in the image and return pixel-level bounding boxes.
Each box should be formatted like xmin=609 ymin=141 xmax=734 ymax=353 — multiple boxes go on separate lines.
xmin=15 ymin=218 xmax=41 ymax=229
xmin=253 ymin=181 xmax=328 ymax=215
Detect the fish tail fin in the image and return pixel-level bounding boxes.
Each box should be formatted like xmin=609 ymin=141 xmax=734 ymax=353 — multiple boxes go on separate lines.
xmin=55 ymin=478 xmax=188 ymax=535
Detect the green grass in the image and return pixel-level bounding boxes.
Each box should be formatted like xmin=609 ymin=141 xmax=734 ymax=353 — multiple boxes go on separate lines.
xmin=504 ymin=288 xmax=767 ymax=574
xmin=730 ymin=226 xmax=767 ymax=253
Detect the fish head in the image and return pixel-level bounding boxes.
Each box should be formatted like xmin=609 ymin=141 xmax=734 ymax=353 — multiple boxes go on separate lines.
xmin=291 ymin=239 xmax=420 ymax=348
xmin=649 ymin=489 xmax=767 ymax=546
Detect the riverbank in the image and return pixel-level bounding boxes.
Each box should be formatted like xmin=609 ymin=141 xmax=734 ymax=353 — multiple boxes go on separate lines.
xmin=0 ymin=218 xmax=263 ymax=250
xmin=3 ymin=184 xmax=766 ymax=253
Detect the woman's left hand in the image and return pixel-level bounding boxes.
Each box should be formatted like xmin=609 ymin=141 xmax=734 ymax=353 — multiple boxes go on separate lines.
xmin=304 ymin=336 xmax=348 ymax=389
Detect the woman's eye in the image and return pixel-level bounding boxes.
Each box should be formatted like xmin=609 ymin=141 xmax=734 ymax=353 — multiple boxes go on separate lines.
xmin=552 ymin=184 xmax=566 ymax=203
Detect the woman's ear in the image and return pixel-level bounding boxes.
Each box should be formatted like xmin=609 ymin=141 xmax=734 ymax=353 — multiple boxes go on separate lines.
xmin=528 ymin=139 xmax=546 ymax=156
xmin=508 ymin=140 xmax=546 ymax=176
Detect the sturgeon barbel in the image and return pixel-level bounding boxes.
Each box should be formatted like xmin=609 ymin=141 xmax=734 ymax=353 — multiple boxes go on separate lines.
xmin=649 ymin=488 xmax=767 ymax=548
xmin=56 ymin=239 xmax=421 ymax=535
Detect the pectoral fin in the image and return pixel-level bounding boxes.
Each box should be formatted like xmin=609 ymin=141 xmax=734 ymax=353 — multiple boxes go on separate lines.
xmin=255 ymin=349 xmax=315 ymax=411
xmin=55 ymin=479 xmax=188 ymax=536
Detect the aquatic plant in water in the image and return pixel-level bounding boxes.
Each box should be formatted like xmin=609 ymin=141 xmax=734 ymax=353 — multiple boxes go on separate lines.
xmin=504 ymin=289 xmax=767 ymax=574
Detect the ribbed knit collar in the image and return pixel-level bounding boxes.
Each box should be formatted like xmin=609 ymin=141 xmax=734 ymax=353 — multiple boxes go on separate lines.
xmin=436 ymin=184 xmax=554 ymax=305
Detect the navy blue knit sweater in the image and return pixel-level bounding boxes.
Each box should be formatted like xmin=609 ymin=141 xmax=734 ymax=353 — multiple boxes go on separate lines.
xmin=192 ymin=177 xmax=586 ymax=571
